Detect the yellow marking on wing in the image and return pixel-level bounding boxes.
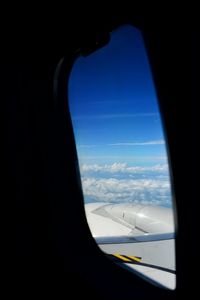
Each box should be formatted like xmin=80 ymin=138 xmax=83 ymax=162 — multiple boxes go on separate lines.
xmin=113 ymin=254 xmax=132 ymax=262
xmin=127 ymin=255 xmax=142 ymax=262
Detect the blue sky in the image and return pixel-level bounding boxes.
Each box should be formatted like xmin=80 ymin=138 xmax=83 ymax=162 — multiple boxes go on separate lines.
xmin=68 ymin=25 xmax=172 ymax=207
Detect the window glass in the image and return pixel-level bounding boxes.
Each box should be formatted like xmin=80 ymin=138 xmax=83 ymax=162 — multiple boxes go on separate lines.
xmin=68 ymin=25 xmax=176 ymax=290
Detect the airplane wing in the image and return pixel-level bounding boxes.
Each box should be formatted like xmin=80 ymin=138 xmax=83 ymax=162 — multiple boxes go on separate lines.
xmin=85 ymin=202 xmax=176 ymax=290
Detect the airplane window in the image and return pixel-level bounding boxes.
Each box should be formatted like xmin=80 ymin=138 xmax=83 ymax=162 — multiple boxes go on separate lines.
xmin=68 ymin=24 xmax=176 ymax=290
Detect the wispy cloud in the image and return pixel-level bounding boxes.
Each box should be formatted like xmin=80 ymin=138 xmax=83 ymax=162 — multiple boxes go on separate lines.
xmin=78 ymin=140 xmax=165 ymax=149
xmin=108 ymin=140 xmax=165 ymax=146
xmin=73 ymin=112 xmax=159 ymax=120
xmin=92 ymin=100 xmax=121 ymax=105
xmin=78 ymin=144 xmax=97 ymax=148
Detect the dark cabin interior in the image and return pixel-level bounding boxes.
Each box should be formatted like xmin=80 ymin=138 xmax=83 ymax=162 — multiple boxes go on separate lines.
xmin=4 ymin=7 xmax=199 ymax=299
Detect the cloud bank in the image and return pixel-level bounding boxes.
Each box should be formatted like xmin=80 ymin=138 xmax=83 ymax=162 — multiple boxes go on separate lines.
xmin=81 ymin=163 xmax=168 ymax=174
xmin=81 ymin=177 xmax=171 ymax=206
xmin=80 ymin=163 xmax=172 ymax=207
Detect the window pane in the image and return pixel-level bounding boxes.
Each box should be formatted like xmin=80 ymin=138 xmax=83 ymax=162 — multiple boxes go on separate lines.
xmin=68 ymin=24 xmax=176 ymax=290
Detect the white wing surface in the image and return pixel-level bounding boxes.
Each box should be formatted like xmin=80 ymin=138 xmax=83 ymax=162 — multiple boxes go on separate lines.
xmin=85 ymin=203 xmax=176 ymax=290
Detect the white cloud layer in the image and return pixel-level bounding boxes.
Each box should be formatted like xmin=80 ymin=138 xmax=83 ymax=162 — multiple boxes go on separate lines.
xmin=80 ymin=163 xmax=169 ymax=174
xmin=79 ymin=163 xmax=172 ymax=206
xmin=81 ymin=177 xmax=171 ymax=206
